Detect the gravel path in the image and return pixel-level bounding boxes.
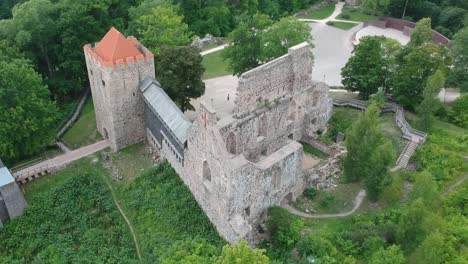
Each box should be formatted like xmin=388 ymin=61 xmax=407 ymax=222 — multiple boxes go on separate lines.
xmin=282 ymin=190 xmax=366 ymax=219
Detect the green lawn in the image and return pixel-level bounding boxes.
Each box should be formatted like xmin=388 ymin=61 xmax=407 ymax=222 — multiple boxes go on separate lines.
xmin=326 ymin=21 xmax=358 ymax=30
xmin=293 ymin=181 xmax=363 ymax=214
xmin=337 ymin=6 xmax=376 ymax=22
xmin=202 ymin=50 xmax=232 ymax=79
xmin=307 ymin=2 xmax=335 ymax=20
xmin=62 ymin=97 xmax=101 ymax=149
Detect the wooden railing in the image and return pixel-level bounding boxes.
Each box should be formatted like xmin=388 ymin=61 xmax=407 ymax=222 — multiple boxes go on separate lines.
xmin=332 ymin=98 xmax=427 ymax=144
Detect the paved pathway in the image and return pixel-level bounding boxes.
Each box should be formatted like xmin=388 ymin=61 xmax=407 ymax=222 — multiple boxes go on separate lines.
xmin=200 ymin=44 xmax=229 ymax=56
xmin=13 ymin=140 xmax=110 ymax=182
xmin=282 ymin=190 xmax=366 ymax=218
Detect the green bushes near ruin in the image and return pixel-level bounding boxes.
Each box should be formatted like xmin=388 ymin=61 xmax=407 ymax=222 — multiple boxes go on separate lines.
xmin=117 ymin=161 xmax=225 ymax=262
xmin=0 ymin=173 xmax=139 ymax=263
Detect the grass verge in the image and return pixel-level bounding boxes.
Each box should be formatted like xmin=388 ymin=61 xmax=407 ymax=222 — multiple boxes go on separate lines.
xmin=307 ymin=2 xmax=335 ymax=19
xmin=62 ymin=97 xmax=101 ymax=149
xmin=326 ymin=21 xmax=358 ymax=30
xmin=202 ymin=49 xmax=232 ymax=79
xmin=337 ymin=6 xmax=376 ymax=22
xmin=293 ymin=182 xmax=362 ymax=214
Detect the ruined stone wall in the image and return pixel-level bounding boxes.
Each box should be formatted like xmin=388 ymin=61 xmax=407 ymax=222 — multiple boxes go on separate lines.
xmin=234 ymin=42 xmax=314 ymax=116
xmin=218 ymin=98 xmax=293 ymax=163
xmin=84 ymin=45 xmax=155 ymax=151
xmin=226 ymin=142 xmax=304 ymax=237
xmin=182 ymin=103 xmax=235 ymax=241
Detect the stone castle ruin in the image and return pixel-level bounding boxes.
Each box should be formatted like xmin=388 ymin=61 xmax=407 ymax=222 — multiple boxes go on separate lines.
xmin=84 ymin=28 xmax=332 ymax=243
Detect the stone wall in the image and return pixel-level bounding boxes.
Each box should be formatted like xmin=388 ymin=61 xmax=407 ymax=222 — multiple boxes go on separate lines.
xmin=234 ymin=43 xmax=314 ymax=117
xmin=84 ymin=41 xmax=155 ymax=152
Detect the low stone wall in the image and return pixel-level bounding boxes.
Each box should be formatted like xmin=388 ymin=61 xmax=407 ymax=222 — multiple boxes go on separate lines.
xmin=363 ymin=17 xmax=450 ymax=45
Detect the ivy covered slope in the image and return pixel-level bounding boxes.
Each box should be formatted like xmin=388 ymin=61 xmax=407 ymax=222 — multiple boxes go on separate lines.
xmin=0 ymin=172 xmax=138 ymax=263
xmin=117 ymin=161 xmax=225 ymax=262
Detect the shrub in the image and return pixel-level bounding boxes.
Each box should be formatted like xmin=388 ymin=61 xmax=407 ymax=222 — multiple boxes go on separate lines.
xmin=414 ymin=143 xmax=463 ymax=181
xmin=448 ymin=94 xmax=468 ymax=128
xmin=303 ymin=188 xmax=318 ymax=200
xmin=297 ymin=233 xmax=337 ymax=259
xmin=320 ymin=194 xmax=337 ymax=208
xmin=341 ymin=13 xmax=351 ymax=19
xmin=326 ymin=109 xmax=357 ymax=141
xmin=267 ymin=207 xmax=304 ymax=250
xmin=381 ymin=174 xmax=403 ymax=206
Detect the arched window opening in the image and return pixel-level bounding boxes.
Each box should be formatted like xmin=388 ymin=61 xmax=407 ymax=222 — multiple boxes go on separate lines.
xmin=226 ymin=132 xmax=237 ymax=155
xmin=203 ymin=161 xmax=211 ymax=182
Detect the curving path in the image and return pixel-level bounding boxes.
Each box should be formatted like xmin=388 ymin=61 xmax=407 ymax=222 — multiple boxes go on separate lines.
xmin=101 ymin=176 xmax=142 ymax=260
xmin=442 ymin=174 xmax=468 ymax=197
xmin=298 ymin=2 xmax=359 ymax=24
xmin=282 ymin=190 xmax=366 ymax=219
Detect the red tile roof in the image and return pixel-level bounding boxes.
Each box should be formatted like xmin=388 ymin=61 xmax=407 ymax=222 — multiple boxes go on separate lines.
xmin=94 ymin=27 xmax=143 ymax=63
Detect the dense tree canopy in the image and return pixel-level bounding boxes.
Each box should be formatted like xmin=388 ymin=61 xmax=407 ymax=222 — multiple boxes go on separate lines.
xmin=449 ymin=26 xmax=468 ymax=92
xmin=137 ymin=6 xmax=191 ymax=53
xmin=155 ymin=46 xmax=205 ymax=111
xmin=223 ymin=15 xmax=310 ymax=76
xmin=416 ymin=70 xmax=446 ymax=131
xmin=341 ymin=36 xmax=399 ymax=99
xmin=448 ymin=94 xmax=468 ymax=128
xmin=391 ymin=19 xmax=451 ymax=109
xmin=0 ymin=53 xmax=58 ymax=164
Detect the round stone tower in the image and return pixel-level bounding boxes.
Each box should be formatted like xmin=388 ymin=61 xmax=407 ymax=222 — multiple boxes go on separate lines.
xmin=83 ymin=27 xmax=155 ymax=151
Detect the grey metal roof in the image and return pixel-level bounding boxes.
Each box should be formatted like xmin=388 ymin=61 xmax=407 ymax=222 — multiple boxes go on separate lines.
xmin=140 ymin=77 xmax=192 ymax=144
xmin=0 ymin=167 xmax=14 ymax=187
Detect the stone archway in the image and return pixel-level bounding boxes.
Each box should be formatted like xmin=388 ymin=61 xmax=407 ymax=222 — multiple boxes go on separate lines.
xmin=226 ymin=132 xmax=237 ymax=155
xmin=103 ymin=128 xmax=109 ymax=139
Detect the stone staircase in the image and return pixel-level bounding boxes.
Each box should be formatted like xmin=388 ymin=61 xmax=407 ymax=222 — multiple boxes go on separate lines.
xmin=395 ymin=141 xmax=418 ymax=169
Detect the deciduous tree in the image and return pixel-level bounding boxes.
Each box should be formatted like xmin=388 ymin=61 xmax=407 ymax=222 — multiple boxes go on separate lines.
xmin=343 ymin=103 xmax=393 ymax=200
xmin=223 ymin=13 xmax=273 ymax=75
xmin=0 ymin=59 xmax=58 ymax=164
xmin=449 ymin=26 xmax=468 ymax=92
xmin=137 ymin=6 xmax=191 ymax=53
xmin=155 ymin=46 xmax=205 ymax=111
xmin=224 ymin=15 xmax=310 ymax=76
xmin=260 ymin=17 xmax=312 ymax=62
xmin=416 ymin=70 xmax=446 ymax=131
xmin=368 ymin=245 xmax=406 ymax=264
xmin=448 ymin=94 xmax=468 ymax=128
xmin=341 ymin=36 xmax=396 ymax=99
xmin=217 ymin=240 xmax=270 ymax=264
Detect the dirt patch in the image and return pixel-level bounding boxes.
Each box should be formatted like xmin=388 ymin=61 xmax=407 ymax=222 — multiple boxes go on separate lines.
xmin=303 ymin=154 xmax=320 ymax=170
